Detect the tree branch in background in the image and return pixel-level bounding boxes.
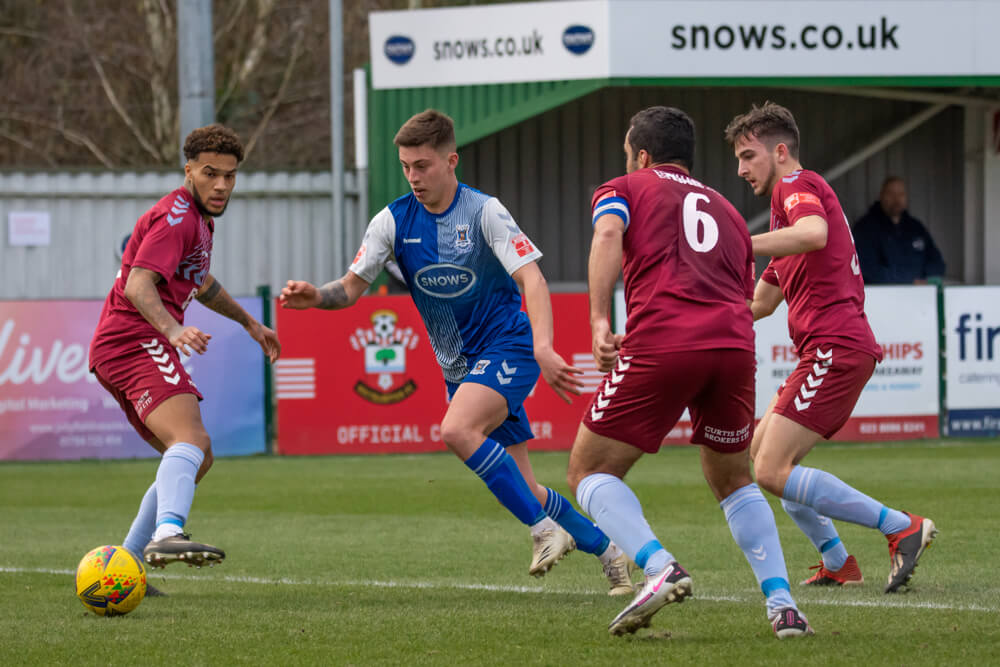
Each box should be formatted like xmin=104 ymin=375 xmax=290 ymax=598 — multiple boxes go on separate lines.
xmin=0 ymin=112 xmax=115 ymax=167
xmin=141 ymin=0 xmax=176 ymax=160
xmin=63 ymin=0 xmax=162 ymax=162
xmin=216 ymin=0 xmax=276 ymax=115
xmin=243 ymin=9 xmax=306 ymax=160
xmin=0 ymin=128 xmax=58 ymax=166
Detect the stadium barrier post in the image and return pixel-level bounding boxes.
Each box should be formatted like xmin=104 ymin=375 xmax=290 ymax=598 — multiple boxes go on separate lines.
xmin=934 ymin=279 xmax=948 ymax=437
xmin=257 ymin=284 xmax=276 ymax=455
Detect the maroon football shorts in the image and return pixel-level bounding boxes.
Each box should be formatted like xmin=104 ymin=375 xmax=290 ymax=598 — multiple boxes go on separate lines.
xmin=772 ymin=343 xmax=876 ymax=438
xmin=92 ymin=336 xmax=202 ymax=442
xmin=583 ymin=348 xmax=755 ymax=454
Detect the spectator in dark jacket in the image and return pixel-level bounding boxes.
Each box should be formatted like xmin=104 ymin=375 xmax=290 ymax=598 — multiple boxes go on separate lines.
xmin=852 ymin=176 xmax=946 ymax=284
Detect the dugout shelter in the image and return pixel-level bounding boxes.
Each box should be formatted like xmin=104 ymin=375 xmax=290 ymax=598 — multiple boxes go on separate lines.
xmin=365 ymin=0 xmax=1000 ymax=286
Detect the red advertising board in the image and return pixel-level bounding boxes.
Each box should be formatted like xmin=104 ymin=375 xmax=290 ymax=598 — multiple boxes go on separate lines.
xmin=275 ymin=294 xmax=598 ymax=455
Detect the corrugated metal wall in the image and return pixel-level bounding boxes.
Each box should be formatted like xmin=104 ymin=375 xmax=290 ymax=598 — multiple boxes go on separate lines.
xmin=0 ymin=170 xmax=362 ymax=299
xmin=459 ymin=86 xmax=965 ymax=283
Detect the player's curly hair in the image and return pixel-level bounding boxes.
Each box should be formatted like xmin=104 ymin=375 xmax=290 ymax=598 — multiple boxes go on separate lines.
xmin=394 ymin=109 xmax=456 ymax=152
xmin=724 ymin=101 xmax=800 ymax=158
xmin=183 ymin=124 xmax=245 ymax=162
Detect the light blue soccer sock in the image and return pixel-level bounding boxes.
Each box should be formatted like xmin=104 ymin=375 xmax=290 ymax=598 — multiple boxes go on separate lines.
xmin=780 ymin=498 xmax=849 ymax=571
xmin=721 ymin=483 xmax=797 ymax=614
xmin=783 ymin=465 xmax=910 ymax=535
xmin=543 ymin=487 xmax=610 ymax=555
xmin=577 ymin=473 xmax=674 ymax=576
xmin=123 ymin=482 xmax=157 ymax=561
xmin=464 ymin=439 xmax=546 ymax=526
xmin=153 ymin=442 xmax=204 ymax=538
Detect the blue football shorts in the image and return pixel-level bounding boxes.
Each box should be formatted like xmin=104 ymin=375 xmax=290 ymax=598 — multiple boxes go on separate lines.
xmin=445 ymin=331 xmax=540 ymax=447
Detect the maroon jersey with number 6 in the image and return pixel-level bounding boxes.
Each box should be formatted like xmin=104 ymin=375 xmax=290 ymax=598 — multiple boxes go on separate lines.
xmin=592 ymin=165 xmax=755 ymax=353
xmin=762 ymin=169 xmax=882 ymax=361
xmin=90 ymin=187 xmax=214 ymax=368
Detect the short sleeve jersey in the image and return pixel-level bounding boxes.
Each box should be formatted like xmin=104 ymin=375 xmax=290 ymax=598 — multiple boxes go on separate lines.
xmin=763 ymin=169 xmax=882 ymax=360
xmin=89 ymin=187 xmax=213 ymax=367
xmin=592 ymin=165 xmax=755 ymax=353
xmin=350 ymin=184 xmax=541 ymax=383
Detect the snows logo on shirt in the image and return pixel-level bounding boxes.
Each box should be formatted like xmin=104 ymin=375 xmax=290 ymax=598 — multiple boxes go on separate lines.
xmin=350 ymin=309 xmax=420 ymax=404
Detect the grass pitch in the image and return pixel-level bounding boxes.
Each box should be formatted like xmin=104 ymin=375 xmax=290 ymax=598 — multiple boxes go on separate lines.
xmin=2 ymin=439 xmax=999 ymax=665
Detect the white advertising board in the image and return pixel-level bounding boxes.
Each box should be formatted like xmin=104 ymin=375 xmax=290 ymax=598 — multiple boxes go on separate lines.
xmin=370 ymin=1 xmax=1000 ymax=89
xmin=613 ymin=285 xmax=939 ymax=441
xmin=755 ymin=286 xmax=939 ymax=439
xmin=8 ymin=211 xmax=51 ymax=247
xmin=944 ymin=286 xmax=1000 ymax=435
xmin=609 ymin=1 xmax=1000 ymax=79
xmin=370 ymin=1 xmax=609 ymax=90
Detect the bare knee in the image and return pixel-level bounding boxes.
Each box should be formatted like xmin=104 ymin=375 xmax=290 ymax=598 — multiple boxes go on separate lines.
xmin=753 ymin=459 xmax=786 ymax=497
xmin=195 ymin=448 xmax=214 ymax=483
xmin=566 ymin=466 xmax=585 ymax=496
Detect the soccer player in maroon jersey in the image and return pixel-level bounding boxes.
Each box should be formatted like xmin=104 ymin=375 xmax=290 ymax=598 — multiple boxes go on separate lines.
xmin=726 ymin=102 xmax=936 ymax=594
xmin=567 ymin=106 xmax=812 ymax=639
xmin=89 ymin=125 xmax=281 ymax=580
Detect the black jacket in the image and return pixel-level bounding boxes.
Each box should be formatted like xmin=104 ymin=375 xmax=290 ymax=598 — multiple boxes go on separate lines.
xmin=852 ymin=203 xmax=946 ymax=284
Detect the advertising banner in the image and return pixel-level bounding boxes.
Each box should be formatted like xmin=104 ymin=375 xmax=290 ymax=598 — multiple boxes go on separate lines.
xmin=370 ymin=1 xmax=609 ymax=90
xmin=275 ymin=294 xmax=596 ymax=455
xmin=756 ymin=286 xmax=939 ymax=441
xmin=0 ymin=298 xmax=266 ymax=460
xmin=370 ymin=1 xmax=1000 ymax=89
xmin=615 ymin=285 xmax=939 ymax=443
xmin=944 ymin=286 xmax=1000 ymax=436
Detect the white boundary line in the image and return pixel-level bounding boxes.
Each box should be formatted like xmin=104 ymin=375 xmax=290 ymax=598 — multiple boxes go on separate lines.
xmin=4 ymin=565 xmax=996 ymax=613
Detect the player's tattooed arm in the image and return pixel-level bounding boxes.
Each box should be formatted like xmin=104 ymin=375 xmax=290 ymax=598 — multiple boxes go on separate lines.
xmin=196 ymin=274 xmax=250 ymax=326
xmin=124 ymin=267 xmax=182 ymax=336
xmin=317 ymin=280 xmax=351 ymax=309
xmin=198 ymin=273 xmax=282 ymax=362
xmin=280 ymin=271 xmax=369 ymax=310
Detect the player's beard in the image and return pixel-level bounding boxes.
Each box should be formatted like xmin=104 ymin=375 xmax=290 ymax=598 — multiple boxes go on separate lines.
xmin=760 ymin=160 xmax=779 ymax=197
xmin=191 ymin=185 xmax=230 ymax=217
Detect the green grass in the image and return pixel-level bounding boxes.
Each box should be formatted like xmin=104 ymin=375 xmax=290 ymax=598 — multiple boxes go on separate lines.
xmin=2 ymin=440 xmax=999 ymax=665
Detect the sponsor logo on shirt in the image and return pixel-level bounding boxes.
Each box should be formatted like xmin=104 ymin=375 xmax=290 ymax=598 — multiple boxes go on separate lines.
xmin=782 ymin=191 xmax=821 ymax=213
xmin=512 ymin=233 xmax=535 ymax=258
xmin=350 ymin=309 xmax=420 ymax=405
xmin=403 ymin=237 xmax=422 ymax=244
xmin=353 ymin=244 xmax=366 ymax=265
xmin=414 ymin=263 xmax=477 ymax=298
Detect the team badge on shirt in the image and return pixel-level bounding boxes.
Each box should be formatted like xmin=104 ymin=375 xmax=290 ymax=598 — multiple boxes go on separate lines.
xmin=455 ymin=223 xmax=472 ymax=250
xmin=350 ymin=309 xmax=421 ymax=404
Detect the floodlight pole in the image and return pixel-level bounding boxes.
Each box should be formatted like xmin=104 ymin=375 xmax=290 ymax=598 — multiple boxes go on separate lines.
xmin=177 ymin=0 xmax=216 ymax=166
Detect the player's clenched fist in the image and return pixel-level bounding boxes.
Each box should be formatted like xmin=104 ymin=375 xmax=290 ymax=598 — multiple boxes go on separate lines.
xmin=280 ymin=280 xmax=320 ymax=309
xmin=591 ymin=319 xmax=621 ymax=373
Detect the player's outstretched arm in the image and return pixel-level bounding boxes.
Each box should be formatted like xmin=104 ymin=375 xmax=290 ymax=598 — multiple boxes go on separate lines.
xmin=124 ymin=266 xmax=210 ymax=356
xmin=588 ymin=215 xmax=625 ymax=372
xmin=279 ymin=271 xmax=370 ymax=310
xmin=197 ymin=274 xmax=281 ymax=363
xmin=751 ymin=278 xmax=784 ymax=321
xmin=513 ymin=262 xmax=583 ymax=404
xmin=751 ymin=215 xmax=827 ymax=257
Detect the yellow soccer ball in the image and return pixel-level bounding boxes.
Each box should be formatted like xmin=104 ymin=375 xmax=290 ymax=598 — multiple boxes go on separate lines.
xmin=75 ymin=545 xmax=147 ymax=616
